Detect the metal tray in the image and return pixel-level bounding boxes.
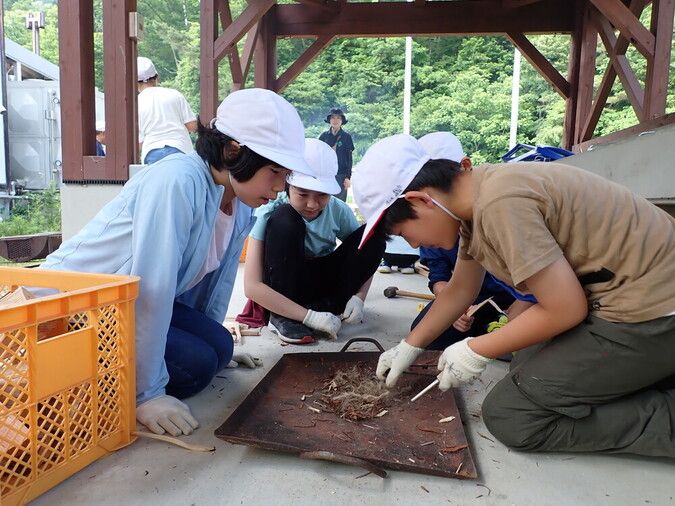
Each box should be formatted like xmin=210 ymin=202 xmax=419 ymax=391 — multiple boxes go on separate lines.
xmin=215 ymin=338 xmax=477 ymax=479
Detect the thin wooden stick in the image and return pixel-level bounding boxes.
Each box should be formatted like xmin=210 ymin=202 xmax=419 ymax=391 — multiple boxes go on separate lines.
xmin=467 ymin=297 xmax=493 ymax=317
xmin=411 ymin=379 xmax=439 ymax=402
xmin=132 ymin=431 xmax=215 ymax=452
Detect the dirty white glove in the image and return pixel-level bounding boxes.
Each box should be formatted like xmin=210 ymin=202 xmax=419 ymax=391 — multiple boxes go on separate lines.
xmin=437 ymin=337 xmax=490 ymax=391
xmin=341 ymin=295 xmax=365 ymax=324
xmin=303 ymin=310 xmax=341 ymax=339
xmin=136 ymin=395 xmax=199 ymax=437
xmin=227 ymin=353 xmax=263 ymax=369
xmin=376 ymin=339 xmax=424 ymax=388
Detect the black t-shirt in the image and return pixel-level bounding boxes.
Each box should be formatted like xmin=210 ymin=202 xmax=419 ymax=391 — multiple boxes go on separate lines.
xmin=319 ymin=129 xmax=354 ymax=178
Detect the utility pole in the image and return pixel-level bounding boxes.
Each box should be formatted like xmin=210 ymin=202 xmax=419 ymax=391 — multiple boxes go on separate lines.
xmin=1 ymin=1 xmax=9 ymax=184
xmin=509 ymin=48 xmax=522 ymax=149
xmin=25 ymin=12 xmax=46 ymax=55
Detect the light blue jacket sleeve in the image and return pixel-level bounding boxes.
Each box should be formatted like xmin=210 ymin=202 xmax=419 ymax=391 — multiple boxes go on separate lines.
xmin=131 ymin=173 xmax=197 ymax=404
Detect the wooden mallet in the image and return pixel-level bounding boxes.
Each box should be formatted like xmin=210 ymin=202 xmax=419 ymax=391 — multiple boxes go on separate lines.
xmin=383 ymin=286 xmax=435 ymax=301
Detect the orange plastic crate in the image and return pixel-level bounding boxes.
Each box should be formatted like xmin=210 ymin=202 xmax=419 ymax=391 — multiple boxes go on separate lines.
xmin=0 ymin=267 xmax=139 ymax=505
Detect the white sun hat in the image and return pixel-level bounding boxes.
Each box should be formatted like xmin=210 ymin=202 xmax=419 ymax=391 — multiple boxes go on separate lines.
xmin=418 ymin=131 xmax=465 ymax=163
xmin=352 ymin=134 xmax=430 ymax=249
xmin=137 ymin=57 xmax=158 ymax=82
xmin=287 ymin=139 xmax=341 ymax=195
xmin=214 ymin=88 xmax=314 ymax=176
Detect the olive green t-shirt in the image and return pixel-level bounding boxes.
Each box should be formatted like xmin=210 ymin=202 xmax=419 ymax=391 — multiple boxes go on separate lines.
xmin=458 ymin=162 xmax=675 ymax=323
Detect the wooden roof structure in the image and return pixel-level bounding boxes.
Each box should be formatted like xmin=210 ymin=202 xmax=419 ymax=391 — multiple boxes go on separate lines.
xmin=59 ymin=0 xmax=674 ymax=183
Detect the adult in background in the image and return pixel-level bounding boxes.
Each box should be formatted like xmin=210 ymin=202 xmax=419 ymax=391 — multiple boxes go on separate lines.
xmin=137 ymin=56 xmax=198 ymax=165
xmin=319 ymin=107 xmax=354 ymax=201
xmin=95 ymin=120 xmax=106 ymax=156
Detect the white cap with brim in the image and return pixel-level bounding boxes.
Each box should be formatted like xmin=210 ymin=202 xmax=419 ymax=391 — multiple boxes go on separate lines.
xmin=288 ymin=138 xmax=341 ymax=195
xmin=418 ymin=131 xmax=465 ymax=163
xmin=352 ymin=134 xmax=430 ymax=249
xmin=137 ymin=57 xmax=158 ymax=82
xmin=214 ymin=88 xmax=314 ymax=177
xmin=95 ymin=120 xmax=105 ymax=132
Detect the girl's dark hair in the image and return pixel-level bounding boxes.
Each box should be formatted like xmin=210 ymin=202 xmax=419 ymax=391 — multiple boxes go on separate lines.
xmin=195 ymin=117 xmax=280 ymax=182
xmin=382 ymin=158 xmax=462 ymax=234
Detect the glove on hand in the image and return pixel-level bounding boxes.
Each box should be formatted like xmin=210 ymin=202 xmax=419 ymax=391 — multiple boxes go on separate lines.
xmin=303 ymin=310 xmax=341 ymax=339
xmin=437 ymin=337 xmax=490 ymax=391
xmin=376 ymin=339 xmax=424 ymax=388
xmin=136 ymin=395 xmax=199 ymax=437
xmin=227 ymin=353 xmax=263 ymax=369
xmin=341 ymin=295 xmax=365 ymax=324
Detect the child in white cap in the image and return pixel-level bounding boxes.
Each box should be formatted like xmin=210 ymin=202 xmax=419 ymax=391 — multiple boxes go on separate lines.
xmin=352 ymin=134 xmax=675 ymax=458
xmin=240 ymin=139 xmax=385 ymax=344
xmin=137 ymin=56 xmax=198 ymax=164
xmin=43 ymin=89 xmax=317 ymax=437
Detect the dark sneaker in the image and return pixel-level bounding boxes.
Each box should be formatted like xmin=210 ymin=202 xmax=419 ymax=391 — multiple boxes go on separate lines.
xmin=269 ymin=314 xmax=315 ymax=344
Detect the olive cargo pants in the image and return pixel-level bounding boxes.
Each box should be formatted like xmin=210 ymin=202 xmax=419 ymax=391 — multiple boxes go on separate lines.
xmin=482 ymin=315 xmax=675 ymax=457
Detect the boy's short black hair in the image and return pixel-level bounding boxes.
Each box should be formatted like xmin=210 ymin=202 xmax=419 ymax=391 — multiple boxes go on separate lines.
xmin=195 ymin=117 xmax=280 ymax=182
xmin=382 ymin=158 xmax=462 ymax=234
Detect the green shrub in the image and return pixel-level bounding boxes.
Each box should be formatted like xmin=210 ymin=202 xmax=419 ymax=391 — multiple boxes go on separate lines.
xmin=0 ymin=184 xmax=61 ymax=237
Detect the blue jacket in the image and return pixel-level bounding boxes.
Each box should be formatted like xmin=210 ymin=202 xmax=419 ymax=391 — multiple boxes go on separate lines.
xmin=419 ymin=246 xmax=537 ymax=303
xmin=42 ymin=152 xmax=255 ymax=403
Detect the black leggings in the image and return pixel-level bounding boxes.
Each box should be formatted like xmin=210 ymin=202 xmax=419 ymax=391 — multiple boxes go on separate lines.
xmin=263 ymin=204 xmax=386 ymax=314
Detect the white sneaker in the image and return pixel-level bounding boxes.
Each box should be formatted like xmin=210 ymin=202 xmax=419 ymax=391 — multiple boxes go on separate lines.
xmin=400 ymin=265 xmax=416 ymax=274
xmin=377 ymin=261 xmax=392 ymax=274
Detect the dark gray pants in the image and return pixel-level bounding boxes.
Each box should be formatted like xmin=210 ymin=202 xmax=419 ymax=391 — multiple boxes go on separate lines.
xmin=482 ymin=315 xmax=675 ymax=457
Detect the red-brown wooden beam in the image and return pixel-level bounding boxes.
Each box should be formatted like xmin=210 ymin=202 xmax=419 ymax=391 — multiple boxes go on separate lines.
xmin=574 ymin=3 xmax=598 ymax=145
xmin=643 ymin=0 xmax=675 ymax=120
xmin=502 ymin=0 xmax=544 ymax=7
xmin=276 ymin=36 xmax=334 ymax=92
xmin=214 ymin=0 xmax=276 ymax=62
xmin=58 ymin=0 xmax=96 ymax=181
xmin=102 ymin=0 xmax=138 ymax=178
xmin=596 ymin=13 xmax=645 ymax=119
xmin=295 ymin=0 xmax=340 ymax=12
xmin=237 ymin=23 xmax=259 ymax=90
xmin=588 ymin=0 xmax=655 ymax=58
xmin=254 ymin=14 xmax=277 ymax=90
xmin=200 ymin=0 xmax=218 ymax=121
xmin=274 ymin=0 xmax=575 ymax=37
xmin=506 ymin=32 xmax=570 ymax=99
xmin=581 ymin=0 xmax=648 ymax=141
xmin=219 ymin=1 xmax=244 ymax=87
xmin=562 ymin=0 xmax=583 ymax=150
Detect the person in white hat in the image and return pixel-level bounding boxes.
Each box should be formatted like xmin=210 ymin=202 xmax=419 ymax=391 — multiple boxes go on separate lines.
xmin=352 ymin=133 xmax=675 ymax=459
xmin=42 ymin=88 xmax=319 ymax=437
xmin=238 ymin=138 xmax=385 ymax=344
xmin=411 ymin=132 xmax=535 ymax=351
xmin=136 ymin=56 xmax=198 ymax=164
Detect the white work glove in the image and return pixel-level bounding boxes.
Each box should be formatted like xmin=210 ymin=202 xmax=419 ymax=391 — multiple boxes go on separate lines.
xmin=341 ymin=295 xmax=365 ymax=324
xmin=136 ymin=395 xmax=199 ymax=437
xmin=303 ymin=309 xmax=341 ymax=339
xmin=227 ymin=353 xmax=263 ymax=369
xmin=437 ymin=337 xmax=491 ymax=391
xmin=376 ymin=339 xmax=424 ymax=388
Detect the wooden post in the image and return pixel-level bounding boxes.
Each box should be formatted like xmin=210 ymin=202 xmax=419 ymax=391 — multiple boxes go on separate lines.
xmin=102 ymin=0 xmax=138 ymax=179
xmin=254 ymin=14 xmax=277 ymax=90
xmin=562 ymin=1 xmax=583 ymax=150
xmin=643 ymin=0 xmax=675 ymax=120
xmin=574 ymin=3 xmax=598 ymax=145
xmin=200 ymin=0 xmax=219 ymax=122
xmin=57 ymin=0 xmax=96 ymax=182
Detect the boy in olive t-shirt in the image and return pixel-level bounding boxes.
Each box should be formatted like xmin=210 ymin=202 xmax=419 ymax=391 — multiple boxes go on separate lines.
xmin=352 ymin=134 xmax=675 ymax=458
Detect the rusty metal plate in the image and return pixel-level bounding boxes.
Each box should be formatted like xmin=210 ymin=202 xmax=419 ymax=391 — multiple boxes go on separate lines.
xmin=215 ymin=342 xmax=476 ymax=479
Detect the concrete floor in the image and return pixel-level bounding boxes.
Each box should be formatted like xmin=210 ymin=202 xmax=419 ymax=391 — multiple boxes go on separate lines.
xmin=35 ymin=266 xmax=674 ymax=506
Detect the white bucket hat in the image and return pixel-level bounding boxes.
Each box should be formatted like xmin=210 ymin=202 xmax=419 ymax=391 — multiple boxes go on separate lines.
xmin=352 ymin=134 xmax=430 ymax=249
xmin=137 ymin=57 xmax=158 ymax=82
xmin=214 ymin=88 xmax=314 ymax=176
xmin=418 ymin=132 xmax=465 ymax=163
xmin=287 ymin=139 xmax=341 ymax=194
